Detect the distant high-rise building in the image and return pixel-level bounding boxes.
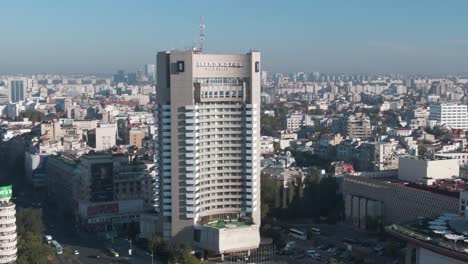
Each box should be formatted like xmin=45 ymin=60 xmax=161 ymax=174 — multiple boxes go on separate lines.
xmin=113 ymin=70 xmax=126 ymax=84
xmin=153 ymin=50 xmax=261 ymax=253
xmin=145 ymin=64 xmax=156 ymax=82
xmin=430 ymin=103 xmax=468 ymax=130
xmin=127 ymin=73 xmax=138 ymax=85
xmin=0 ymin=185 xmax=17 ymax=264
xmin=9 ymin=80 xmax=25 ymax=103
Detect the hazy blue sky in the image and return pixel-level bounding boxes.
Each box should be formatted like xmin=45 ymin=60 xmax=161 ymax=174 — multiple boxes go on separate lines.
xmin=1 ymin=0 xmax=468 ymax=74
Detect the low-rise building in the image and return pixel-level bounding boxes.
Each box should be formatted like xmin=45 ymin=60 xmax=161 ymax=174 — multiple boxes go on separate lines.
xmin=47 ymin=152 xmax=155 ymax=235
xmin=344 ymin=175 xmax=460 ymax=228
xmin=260 ymin=136 xmax=274 ymax=154
xmin=398 ymin=156 xmax=459 ymax=184
xmin=354 ymin=141 xmax=400 ymax=172
xmin=347 ymin=113 xmax=372 ymax=140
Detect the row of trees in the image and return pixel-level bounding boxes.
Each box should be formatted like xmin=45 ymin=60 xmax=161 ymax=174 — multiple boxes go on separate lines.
xmin=147 ymin=235 xmax=200 ymax=264
xmin=16 ymin=208 xmax=56 ymax=264
xmin=18 ymin=110 xmax=46 ymax=122
xmin=261 ymin=172 xmax=343 ymax=223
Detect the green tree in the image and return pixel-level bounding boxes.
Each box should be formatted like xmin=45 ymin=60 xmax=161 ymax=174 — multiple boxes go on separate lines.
xmin=16 ymin=208 xmax=55 ymax=264
xmin=418 ymin=145 xmax=428 ymax=156
xmin=17 ymin=232 xmax=56 ymax=264
xmin=16 ymin=208 xmax=44 ymax=235
xmin=18 ymin=110 xmax=46 ymax=122
xmin=147 ymin=235 xmax=200 ymax=264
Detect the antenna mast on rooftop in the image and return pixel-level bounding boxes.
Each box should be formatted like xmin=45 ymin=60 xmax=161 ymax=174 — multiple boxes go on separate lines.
xmin=199 ymin=16 xmax=205 ymax=53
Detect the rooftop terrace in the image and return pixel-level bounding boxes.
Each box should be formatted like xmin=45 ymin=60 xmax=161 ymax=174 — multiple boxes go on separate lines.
xmin=386 ymin=214 xmax=468 ymax=262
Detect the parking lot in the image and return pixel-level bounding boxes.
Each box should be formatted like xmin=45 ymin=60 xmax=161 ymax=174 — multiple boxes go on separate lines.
xmin=273 ymin=221 xmax=404 ymax=264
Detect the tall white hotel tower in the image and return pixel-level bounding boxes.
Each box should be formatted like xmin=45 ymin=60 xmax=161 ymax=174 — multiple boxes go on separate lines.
xmin=0 ymin=186 xmax=16 ymax=264
xmin=154 ymin=50 xmax=261 ymax=253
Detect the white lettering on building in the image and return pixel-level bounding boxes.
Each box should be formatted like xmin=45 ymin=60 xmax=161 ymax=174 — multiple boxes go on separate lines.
xmin=195 ymin=61 xmax=243 ymax=71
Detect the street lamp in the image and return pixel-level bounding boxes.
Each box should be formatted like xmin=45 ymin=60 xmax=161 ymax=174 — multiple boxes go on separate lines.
xmin=128 ymin=238 xmax=133 ymax=256
xmin=150 ymin=249 xmax=154 ymax=264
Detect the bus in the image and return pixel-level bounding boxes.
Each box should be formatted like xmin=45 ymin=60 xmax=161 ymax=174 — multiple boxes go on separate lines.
xmin=288 ymin=228 xmax=307 ymax=240
xmin=51 ymin=240 xmax=63 ymax=255
xmin=310 ymin=227 xmax=321 ymax=235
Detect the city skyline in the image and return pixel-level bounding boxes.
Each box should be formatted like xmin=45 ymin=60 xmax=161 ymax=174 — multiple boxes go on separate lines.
xmin=1 ymin=0 xmax=468 ymax=74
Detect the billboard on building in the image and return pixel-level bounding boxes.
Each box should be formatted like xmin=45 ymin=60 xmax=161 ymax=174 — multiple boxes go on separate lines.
xmin=87 ymin=203 xmax=119 ymax=216
xmin=0 ymin=185 xmax=12 ymax=199
xmin=90 ymin=163 xmax=114 ymax=202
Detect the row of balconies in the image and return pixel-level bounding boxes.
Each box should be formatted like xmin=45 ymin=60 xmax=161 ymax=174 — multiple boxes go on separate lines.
xmin=0 ymin=226 xmax=16 ymax=233
xmin=0 ymin=254 xmax=16 ymax=264
xmin=0 ymin=218 xmax=15 ymax=226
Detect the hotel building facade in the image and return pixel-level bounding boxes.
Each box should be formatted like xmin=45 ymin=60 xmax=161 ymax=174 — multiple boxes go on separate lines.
xmin=153 ymin=50 xmax=261 ymax=253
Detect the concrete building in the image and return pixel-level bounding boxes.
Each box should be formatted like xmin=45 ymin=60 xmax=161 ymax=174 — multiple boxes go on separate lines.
xmin=430 ymin=103 xmax=468 ymax=130
xmin=347 ymin=113 xmax=371 ymax=139
xmin=0 ymin=185 xmax=16 ymax=264
xmin=355 ymin=141 xmax=399 ymax=172
xmin=387 ymin=204 xmax=468 ymax=264
xmin=344 ymin=176 xmax=459 ymax=227
xmin=435 ymin=152 xmax=468 ymax=166
xmin=8 ymin=80 xmax=25 ymax=103
xmin=260 ymin=136 xmax=274 ymax=154
xmin=152 ymin=50 xmax=261 ymax=254
xmin=276 ymin=130 xmax=298 ymax=150
xmin=94 ymin=124 xmax=117 ymax=151
xmin=398 ymin=156 xmax=459 ymax=184
xmin=129 ymin=129 xmax=145 ymax=148
xmin=47 ymin=153 xmax=154 ymax=235
xmin=286 ymin=114 xmax=304 ymax=131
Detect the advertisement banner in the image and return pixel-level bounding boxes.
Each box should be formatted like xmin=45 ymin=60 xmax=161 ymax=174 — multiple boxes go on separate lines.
xmin=0 ymin=185 xmax=12 ymax=199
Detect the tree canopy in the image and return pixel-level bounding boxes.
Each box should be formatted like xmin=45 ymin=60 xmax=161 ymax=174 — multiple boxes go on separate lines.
xmin=16 ymin=208 xmax=56 ymax=264
xmin=261 ymin=172 xmax=343 ymax=224
xmin=147 ymin=235 xmax=200 ymax=264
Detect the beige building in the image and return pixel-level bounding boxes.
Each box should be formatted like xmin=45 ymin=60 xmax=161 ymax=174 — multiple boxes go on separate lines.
xmin=152 ymin=50 xmax=261 ymax=254
xmin=347 ymin=113 xmax=372 ymax=140
xmin=398 ymin=156 xmax=459 ymax=184
xmin=129 ymin=129 xmax=145 ymax=148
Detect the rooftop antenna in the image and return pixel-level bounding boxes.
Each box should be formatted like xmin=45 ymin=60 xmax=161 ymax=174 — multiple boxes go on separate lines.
xmin=199 ymin=16 xmax=205 ymax=53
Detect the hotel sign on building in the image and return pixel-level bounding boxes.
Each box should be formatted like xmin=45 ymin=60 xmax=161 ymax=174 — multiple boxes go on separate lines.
xmin=195 ymin=61 xmax=244 ymax=71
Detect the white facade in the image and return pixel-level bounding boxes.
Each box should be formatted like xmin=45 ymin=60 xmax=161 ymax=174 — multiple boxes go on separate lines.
xmin=0 ymin=190 xmax=16 ymax=264
xmin=260 ymin=136 xmax=274 ymax=154
xmin=436 ymin=152 xmax=468 ymax=166
xmin=398 ymin=156 xmax=459 ymax=184
xmin=286 ymin=114 xmax=304 ymax=131
xmin=430 ymin=103 xmax=468 ymax=130
xmin=95 ymin=124 xmax=116 ymax=151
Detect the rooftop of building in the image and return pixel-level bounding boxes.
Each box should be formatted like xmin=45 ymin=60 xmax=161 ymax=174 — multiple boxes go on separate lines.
xmin=205 ymin=219 xmax=253 ymax=229
xmin=400 ymin=155 xmax=454 ymax=161
xmin=386 ymin=214 xmax=468 ymax=262
xmin=347 ymin=174 xmax=468 ymax=198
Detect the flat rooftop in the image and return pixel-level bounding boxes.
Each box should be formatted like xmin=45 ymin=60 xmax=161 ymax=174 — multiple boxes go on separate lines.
xmin=401 ymin=155 xmax=453 ymax=161
xmin=367 ymin=176 xmax=468 ymax=198
xmin=206 ymin=220 xmax=252 ymax=229
xmin=386 ymin=215 xmax=468 ymax=262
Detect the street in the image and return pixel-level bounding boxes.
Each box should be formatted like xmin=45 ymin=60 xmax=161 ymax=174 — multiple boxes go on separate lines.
xmin=272 ymin=221 xmax=404 ymax=264
xmin=14 ymin=187 xmax=159 ymax=264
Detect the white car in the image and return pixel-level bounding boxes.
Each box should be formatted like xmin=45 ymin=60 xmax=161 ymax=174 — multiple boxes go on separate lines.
xmin=74 ymin=250 xmax=79 ymax=255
